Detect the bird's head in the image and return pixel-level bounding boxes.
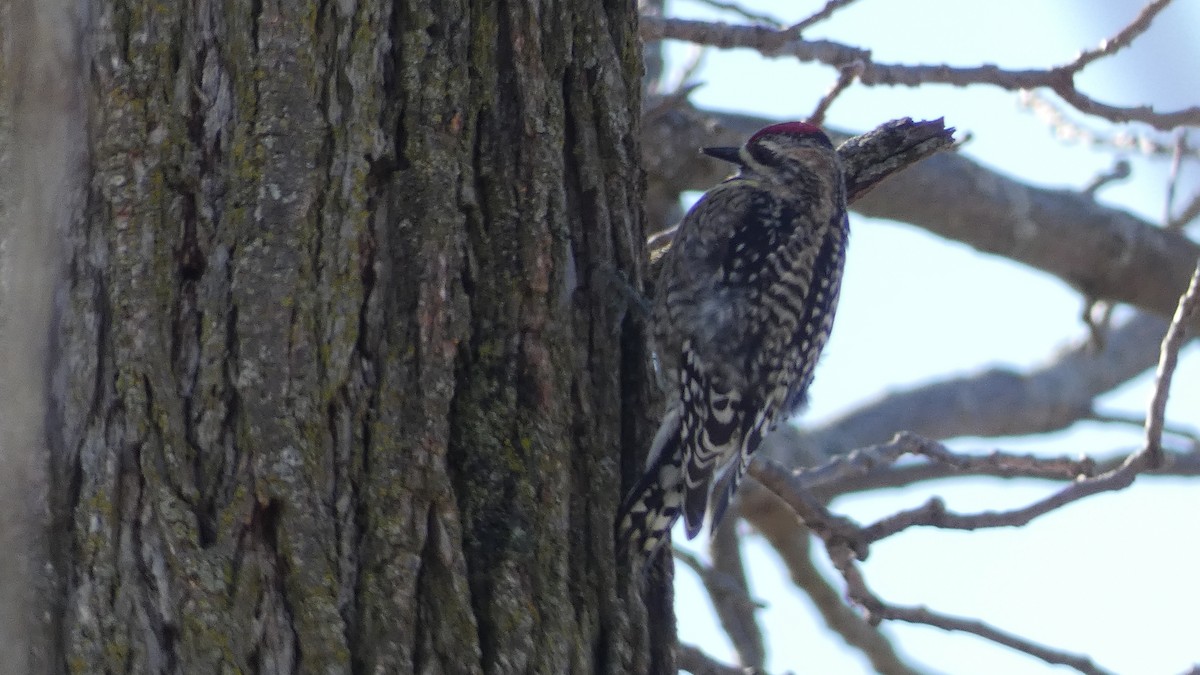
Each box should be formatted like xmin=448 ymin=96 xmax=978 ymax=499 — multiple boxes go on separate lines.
xmin=703 ymin=121 xmax=838 ymax=185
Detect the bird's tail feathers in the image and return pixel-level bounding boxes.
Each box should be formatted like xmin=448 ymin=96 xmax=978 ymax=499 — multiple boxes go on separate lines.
xmin=615 ymin=407 xmax=686 ymax=561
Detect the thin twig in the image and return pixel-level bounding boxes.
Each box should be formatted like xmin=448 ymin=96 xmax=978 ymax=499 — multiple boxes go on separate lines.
xmin=809 ymin=60 xmax=863 ymax=126
xmin=810 ymin=443 xmax=1200 ymax=498
xmin=857 ymin=448 xmax=1151 ymax=543
xmin=1168 ymin=189 xmax=1200 ymax=230
xmin=1081 ymin=159 xmax=1130 ymax=198
xmin=798 ymin=432 xmax=1097 ymax=494
xmin=1143 ymin=258 xmax=1200 ymax=465
xmin=878 ymin=605 xmax=1117 ymax=675
xmin=1069 ymin=0 xmax=1174 ymax=71
xmin=823 ymin=545 xmax=1116 ymax=675
xmin=785 ymin=0 xmax=862 ymax=35
xmin=690 ymin=0 xmax=783 ymax=27
xmin=1089 ymin=411 xmax=1200 ymax=448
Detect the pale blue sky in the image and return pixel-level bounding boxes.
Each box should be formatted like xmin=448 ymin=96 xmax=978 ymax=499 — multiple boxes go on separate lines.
xmin=661 ymin=1 xmax=1200 ymax=673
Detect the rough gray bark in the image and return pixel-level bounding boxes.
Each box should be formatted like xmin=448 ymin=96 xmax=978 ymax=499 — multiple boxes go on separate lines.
xmin=38 ymin=1 xmax=668 ymax=673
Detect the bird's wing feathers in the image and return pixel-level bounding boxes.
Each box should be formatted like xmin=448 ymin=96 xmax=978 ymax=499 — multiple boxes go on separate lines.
xmin=663 ymin=183 xmax=828 ymax=538
xmin=678 ymin=345 xmax=747 ymax=538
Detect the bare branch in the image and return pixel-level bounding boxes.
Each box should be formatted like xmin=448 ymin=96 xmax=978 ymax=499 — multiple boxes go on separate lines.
xmin=1049 ymin=85 xmax=1198 ymax=131
xmin=749 ymin=457 xmax=866 ymax=557
xmin=877 ymin=605 xmax=1117 ymax=675
xmin=752 ymin=428 xmax=1191 ymax=545
xmin=760 ymin=421 xmax=1200 ymax=503
xmin=818 ymin=441 xmax=1157 ymax=544
xmin=739 ymin=483 xmax=929 ymax=675
xmin=750 ymin=451 xmax=1131 ymax=674
xmin=822 ymin=444 xmax=1200 ymax=498
xmin=639 ymin=14 xmax=1200 ymax=129
xmin=1144 ymin=259 xmax=1200 ymax=464
xmin=801 ymin=432 xmax=1099 ymax=496
xmin=742 ymin=312 xmax=1197 ymax=554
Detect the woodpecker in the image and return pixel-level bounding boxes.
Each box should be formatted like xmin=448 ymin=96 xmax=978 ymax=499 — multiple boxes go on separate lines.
xmin=617 ymin=121 xmax=848 ymax=560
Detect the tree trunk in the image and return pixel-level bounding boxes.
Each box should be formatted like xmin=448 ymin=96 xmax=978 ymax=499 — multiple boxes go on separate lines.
xmin=34 ymin=0 xmax=673 ymax=672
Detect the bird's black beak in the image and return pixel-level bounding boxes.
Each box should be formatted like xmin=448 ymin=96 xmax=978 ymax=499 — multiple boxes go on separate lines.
xmin=701 ymin=146 xmax=742 ymax=164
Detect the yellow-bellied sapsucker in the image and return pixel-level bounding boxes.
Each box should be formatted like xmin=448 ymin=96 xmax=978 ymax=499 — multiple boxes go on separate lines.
xmin=617 ymin=121 xmax=848 ymax=559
